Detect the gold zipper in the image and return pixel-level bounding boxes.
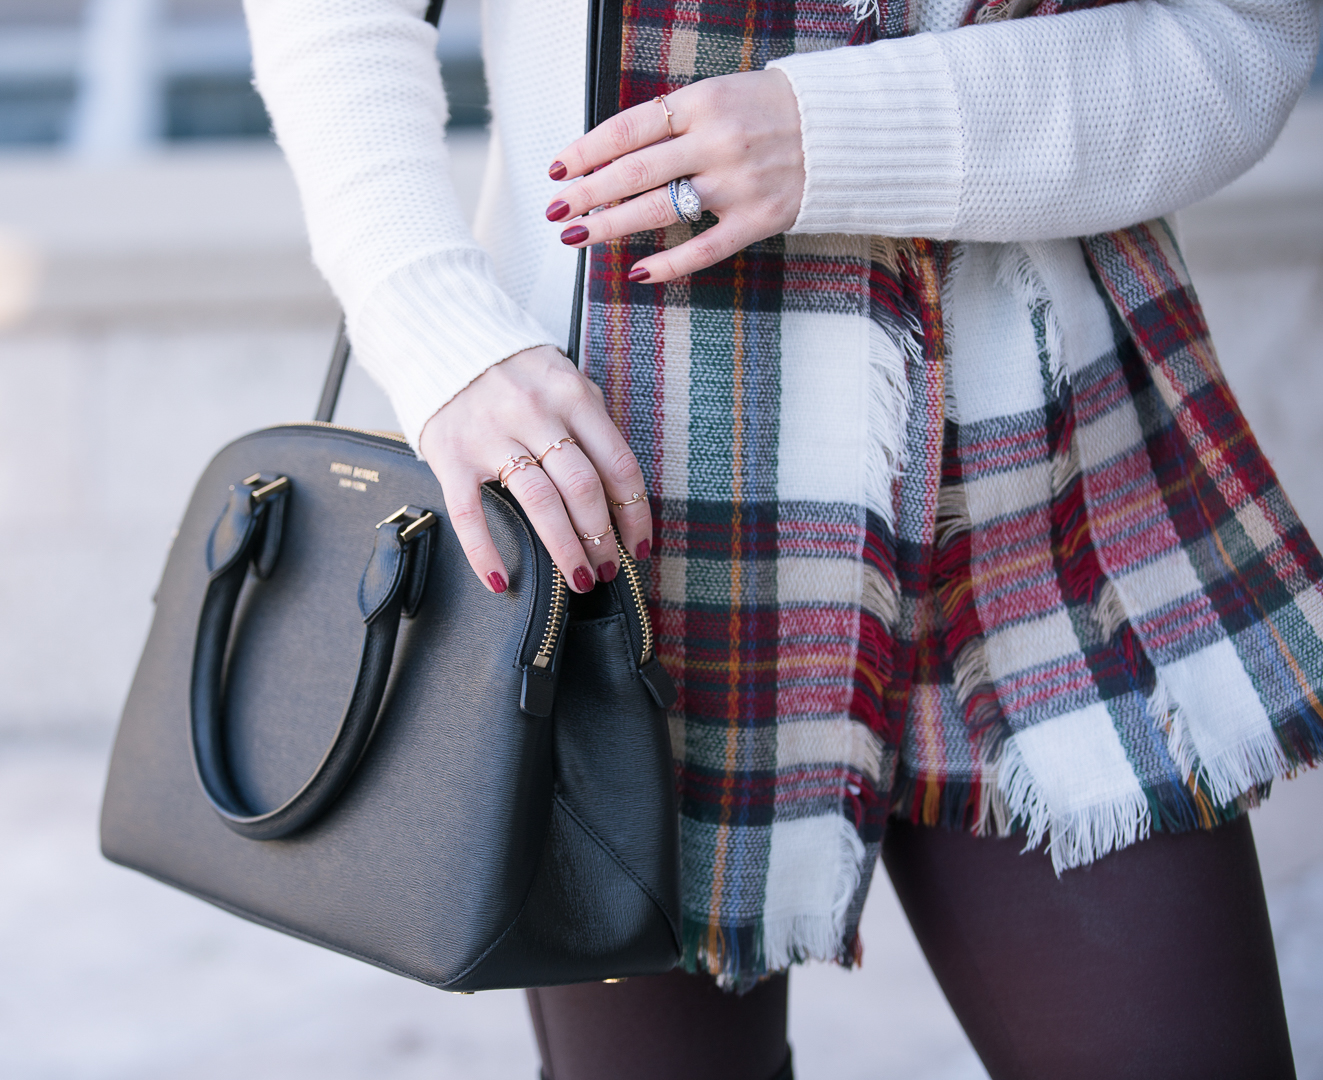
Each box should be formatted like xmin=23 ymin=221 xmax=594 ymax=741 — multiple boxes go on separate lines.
xmin=616 ymin=531 xmax=653 ymax=666
xmin=532 ymin=567 xmax=568 ymax=669
xmin=297 ymin=420 xmax=410 ymax=443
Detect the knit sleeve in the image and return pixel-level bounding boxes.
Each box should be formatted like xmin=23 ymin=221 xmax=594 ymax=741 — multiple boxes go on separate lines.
xmin=244 ymin=0 xmax=556 ymax=451
xmin=768 ymin=0 xmax=1320 ymax=241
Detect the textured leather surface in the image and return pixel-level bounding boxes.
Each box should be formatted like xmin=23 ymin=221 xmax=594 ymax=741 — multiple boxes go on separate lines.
xmin=101 ymin=424 xmax=680 ymax=990
xmin=190 ymin=494 xmax=424 ymax=840
xmin=454 ymin=613 xmax=682 ymax=989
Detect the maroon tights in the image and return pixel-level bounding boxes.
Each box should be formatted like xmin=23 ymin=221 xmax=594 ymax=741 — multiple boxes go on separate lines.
xmin=525 ymin=815 xmax=1295 ymax=1080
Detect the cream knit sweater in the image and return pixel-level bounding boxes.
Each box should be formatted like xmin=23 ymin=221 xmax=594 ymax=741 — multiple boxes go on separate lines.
xmin=244 ymin=0 xmax=1318 ymax=450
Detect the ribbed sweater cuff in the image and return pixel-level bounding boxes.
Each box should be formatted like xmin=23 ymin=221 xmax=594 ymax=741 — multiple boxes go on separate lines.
xmin=769 ymin=34 xmax=963 ymax=238
xmin=347 ymin=248 xmax=557 ymax=453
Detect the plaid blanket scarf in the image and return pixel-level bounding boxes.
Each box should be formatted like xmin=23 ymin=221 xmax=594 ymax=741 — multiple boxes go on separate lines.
xmin=583 ymin=0 xmax=1323 ymax=987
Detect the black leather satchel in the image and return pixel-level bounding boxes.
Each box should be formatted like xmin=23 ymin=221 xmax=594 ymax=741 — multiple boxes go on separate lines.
xmin=99 ymin=0 xmax=680 ymax=992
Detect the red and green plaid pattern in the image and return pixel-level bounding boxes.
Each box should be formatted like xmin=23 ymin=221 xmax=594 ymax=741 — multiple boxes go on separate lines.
xmin=584 ymin=0 xmax=1323 ymax=987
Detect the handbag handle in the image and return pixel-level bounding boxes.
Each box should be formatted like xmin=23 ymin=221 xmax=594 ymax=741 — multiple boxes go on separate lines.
xmin=189 ymin=474 xmax=436 ymax=840
xmin=314 ymin=0 xmax=621 ymax=423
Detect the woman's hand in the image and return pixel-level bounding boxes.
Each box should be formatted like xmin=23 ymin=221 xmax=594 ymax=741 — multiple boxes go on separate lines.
xmin=545 ymin=68 xmax=804 ymax=284
xmin=419 ymin=345 xmax=653 ymax=594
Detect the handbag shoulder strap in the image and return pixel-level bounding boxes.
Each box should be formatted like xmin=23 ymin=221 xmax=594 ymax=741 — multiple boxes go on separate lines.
xmin=315 ymin=0 xmax=620 ymax=423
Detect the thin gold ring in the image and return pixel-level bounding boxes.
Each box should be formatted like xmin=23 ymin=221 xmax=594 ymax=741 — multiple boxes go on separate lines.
xmin=609 ymin=491 xmax=647 ymax=508
xmin=535 ymin=436 xmax=578 ymax=465
xmin=652 ymin=95 xmax=674 ymax=139
xmin=579 ymin=528 xmax=611 ymax=547
xmin=497 ymin=454 xmax=539 ymax=488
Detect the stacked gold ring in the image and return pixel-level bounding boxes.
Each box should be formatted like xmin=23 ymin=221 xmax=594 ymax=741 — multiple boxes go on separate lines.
xmin=579 ymin=528 xmax=611 ymax=547
xmin=497 ymin=454 xmax=540 ymax=488
xmin=536 ymin=436 xmax=578 ymax=465
xmin=653 ymin=95 xmax=674 ymax=139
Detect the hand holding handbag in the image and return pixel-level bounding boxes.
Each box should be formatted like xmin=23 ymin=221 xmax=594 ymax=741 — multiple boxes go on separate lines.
xmin=99 ymin=0 xmax=681 ymax=992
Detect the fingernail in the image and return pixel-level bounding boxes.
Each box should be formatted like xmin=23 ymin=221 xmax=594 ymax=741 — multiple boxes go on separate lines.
xmin=635 ymin=539 xmax=651 ymax=562
xmin=549 ymin=161 xmax=567 ymax=180
xmin=546 ymin=199 xmax=570 ymax=222
xmin=573 ymin=566 xmax=595 ymax=593
xmin=561 ymin=225 xmax=589 ymax=246
xmin=488 ymin=571 xmax=507 ymax=594
xmin=627 ymin=266 xmax=651 ymax=282
xmin=597 ymin=561 xmax=618 ymax=583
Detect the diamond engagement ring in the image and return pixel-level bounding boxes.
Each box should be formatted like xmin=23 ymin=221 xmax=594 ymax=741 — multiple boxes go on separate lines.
xmin=668 ymin=177 xmax=702 ymax=224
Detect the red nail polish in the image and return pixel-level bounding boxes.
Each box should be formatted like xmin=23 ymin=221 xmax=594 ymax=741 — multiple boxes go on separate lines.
xmin=597 ymin=561 xmax=618 ymax=583
xmin=573 ymin=566 xmax=595 ymax=592
xmin=488 ymin=571 xmax=507 ymax=594
xmin=628 ymin=266 xmax=651 ymax=282
xmin=635 ymin=539 xmax=651 ymax=562
xmin=561 ymin=225 xmax=589 ymax=246
xmin=546 ymin=199 xmax=570 ymax=222
xmin=549 ymin=161 xmax=567 ymax=180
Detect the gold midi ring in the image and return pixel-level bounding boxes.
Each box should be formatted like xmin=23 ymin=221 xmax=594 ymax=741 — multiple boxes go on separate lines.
xmin=497 ymin=454 xmax=539 ymax=488
xmin=653 ymin=95 xmax=674 ymax=139
xmin=610 ymin=491 xmax=647 ymax=508
xmin=536 ymin=436 xmax=578 ymax=465
xmin=579 ymin=528 xmax=611 ymax=547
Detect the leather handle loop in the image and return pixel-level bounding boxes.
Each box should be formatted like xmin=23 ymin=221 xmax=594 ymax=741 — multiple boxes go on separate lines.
xmin=189 ymin=480 xmax=434 ymax=841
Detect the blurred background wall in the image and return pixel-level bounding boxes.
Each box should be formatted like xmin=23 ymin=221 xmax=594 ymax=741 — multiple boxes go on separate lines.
xmin=0 ymin=0 xmax=489 ymax=735
xmin=0 ymin=2 xmax=1320 ymax=1078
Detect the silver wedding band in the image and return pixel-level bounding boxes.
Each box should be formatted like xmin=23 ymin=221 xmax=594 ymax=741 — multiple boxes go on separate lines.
xmin=668 ymin=177 xmax=702 ymax=224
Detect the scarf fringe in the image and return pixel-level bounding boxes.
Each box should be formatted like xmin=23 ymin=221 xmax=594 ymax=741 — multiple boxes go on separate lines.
xmin=1093 ymin=577 xmax=1129 ymax=641
xmin=765 ymin=816 xmax=866 ymax=973
xmin=682 ymin=814 xmax=868 ymax=990
xmin=996 ymin=735 xmax=1151 ymax=873
xmin=995 ymin=243 xmax=1068 ymax=398
xmin=864 ymin=308 xmax=916 ymax=533
xmin=892 ymin=689 xmax=1319 ymax=871
xmin=843 ymin=0 xmax=883 ymax=22
xmin=974 ymin=0 xmax=1037 ymax=23
xmin=1163 ymin=693 xmax=1293 ymax=809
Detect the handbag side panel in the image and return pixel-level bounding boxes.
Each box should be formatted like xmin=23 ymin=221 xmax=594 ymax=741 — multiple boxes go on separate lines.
xmin=99 ymin=426 xmax=554 ymax=988
xmin=450 ymin=613 xmax=682 ymax=990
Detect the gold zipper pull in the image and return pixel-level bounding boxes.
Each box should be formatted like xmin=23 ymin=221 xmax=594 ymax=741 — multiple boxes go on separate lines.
xmin=521 ymin=566 xmax=568 ymax=718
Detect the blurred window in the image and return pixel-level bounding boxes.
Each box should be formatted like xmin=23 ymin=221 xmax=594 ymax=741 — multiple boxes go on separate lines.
xmin=0 ymin=0 xmax=486 ymax=149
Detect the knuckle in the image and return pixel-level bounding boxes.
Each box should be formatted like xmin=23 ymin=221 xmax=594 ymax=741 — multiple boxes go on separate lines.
xmin=519 ymin=479 xmax=563 ymax=519
xmin=563 ymin=468 xmax=604 ymax=505
xmin=564 ymin=378 xmax=600 ymax=413
xmin=572 ymin=180 xmax=600 ymax=211
xmin=605 ymin=444 xmax=639 ymax=483
xmin=690 ymin=237 xmax=720 ymax=266
xmin=448 ymin=500 xmax=486 ymax=534
xmin=544 ymin=361 xmax=584 ymax=399
xmin=554 ymin=537 xmax=588 ymax=567
xmin=644 ymin=194 xmax=675 ymax=229
xmin=619 ymin=155 xmax=652 ymax=192
xmin=705 ymin=78 xmax=735 ymax=116
xmin=459 ymin=538 xmax=490 ymax=564
xmin=606 ymin=116 xmax=636 ymax=156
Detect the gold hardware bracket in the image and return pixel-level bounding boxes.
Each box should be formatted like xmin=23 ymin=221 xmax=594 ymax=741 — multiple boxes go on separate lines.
xmin=377 ymin=505 xmax=438 ymax=544
xmin=400 ymin=512 xmax=438 ymax=543
xmin=244 ymin=474 xmax=291 ymax=505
